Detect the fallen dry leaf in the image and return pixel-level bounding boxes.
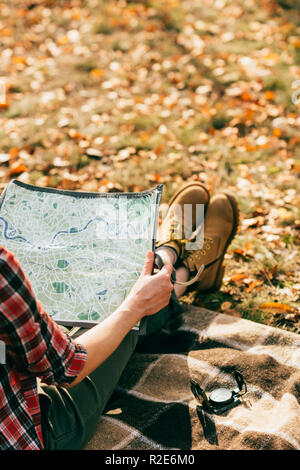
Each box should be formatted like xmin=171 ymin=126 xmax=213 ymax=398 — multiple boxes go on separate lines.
xmin=9 ymin=148 xmax=19 ymax=160
xmin=106 ymin=408 xmax=122 ymax=415
xmin=8 ymin=163 xmax=27 ymax=176
xmin=246 ymin=280 xmax=264 ymax=293
xmin=230 ymin=273 xmax=249 ymax=283
xmin=241 ymin=216 xmax=265 ymax=228
xmin=264 ymin=90 xmax=276 ymax=101
xmin=233 ymin=249 xmax=253 ymax=261
xmin=273 ymin=128 xmax=282 ymax=137
xmin=285 ymin=314 xmax=298 ymax=322
xmin=0 ymin=153 xmax=10 ymax=163
xmin=221 ymin=301 xmax=232 ymax=311
xmin=259 ymin=302 xmax=294 ymax=314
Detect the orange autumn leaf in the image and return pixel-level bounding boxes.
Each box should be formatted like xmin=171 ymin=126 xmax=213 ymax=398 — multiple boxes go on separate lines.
xmin=12 ymin=56 xmax=27 ymax=65
xmin=280 ymin=23 xmax=293 ymax=34
xmin=270 ymin=265 xmax=278 ymax=277
xmin=154 ymin=144 xmax=164 ymax=155
xmin=152 ymin=173 xmax=161 ymax=183
xmin=290 ymin=37 xmax=300 ymax=48
xmin=273 ymin=128 xmax=282 ymax=137
xmin=230 ymin=273 xmax=248 ymax=283
xmin=263 ymin=53 xmax=279 ymax=62
xmin=264 ymin=90 xmax=275 ymax=101
xmin=57 ymin=35 xmax=68 ymax=45
xmin=17 ymin=9 xmax=27 ymax=17
xmin=60 ymin=178 xmax=77 ymax=190
xmin=241 ymin=91 xmax=253 ymax=102
xmin=243 ymin=108 xmax=254 ymax=121
xmin=245 ymin=144 xmax=257 ymax=152
xmin=9 ymin=163 xmax=27 ymax=176
xmin=99 ymin=179 xmax=110 ymax=186
xmin=109 ymin=17 xmax=119 ymax=26
xmin=233 ymin=248 xmax=245 ymax=256
xmin=90 ymin=68 xmax=105 ymax=77
xmin=0 ymin=28 xmax=12 ymax=37
xmin=9 ymin=147 xmax=19 ymax=161
xmin=289 ymin=136 xmax=300 ymax=147
xmin=0 ymin=99 xmax=9 ymax=109
xmin=139 ymin=132 xmax=151 ymax=142
xmin=146 ymin=24 xmax=156 ymax=32
xmin=291 ymin=163 xmax=300 ymax=174
xmin=259 ymin=302 xmax=294 ymax=314
xmin=134 ymin=96 xmax=144 ymax=103
xmin=244 ymin=241 xmax=253 ymax=251
xmin=258 ymin=143 xmax=270 ymax=149
xmin=246 ymin=280 xmax=264 ymax=293
xmin=72 ymin=11 xmax=81 ymax=21
xmin=68 ymin=129 xmax=80 ymax=139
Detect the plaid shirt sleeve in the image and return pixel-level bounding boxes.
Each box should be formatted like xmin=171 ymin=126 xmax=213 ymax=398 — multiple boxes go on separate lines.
xmin=0 ymin=247 xmax=87 ymax=386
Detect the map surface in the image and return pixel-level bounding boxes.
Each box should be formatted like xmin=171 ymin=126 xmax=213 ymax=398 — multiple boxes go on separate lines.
xmin=0 ymin=180 xmax=162 ymax=327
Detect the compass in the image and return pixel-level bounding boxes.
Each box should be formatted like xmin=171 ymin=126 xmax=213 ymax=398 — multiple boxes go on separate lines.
xmin=191 ymin=371 xmax=247 ymax=415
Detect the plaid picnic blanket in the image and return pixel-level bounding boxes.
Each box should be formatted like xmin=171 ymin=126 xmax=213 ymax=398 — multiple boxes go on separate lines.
xmin=85 ymin=305 xmax=300 ymax=450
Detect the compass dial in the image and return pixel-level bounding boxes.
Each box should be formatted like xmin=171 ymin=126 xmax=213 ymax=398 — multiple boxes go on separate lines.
xmin=209 ymin=388 xmax=233 ymax=406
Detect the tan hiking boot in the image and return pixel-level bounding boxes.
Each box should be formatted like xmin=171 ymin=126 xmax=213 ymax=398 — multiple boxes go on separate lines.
xmin=156 ymin=181 xmax=210 ymax=261
xmin=181 ymin=192 xmax=239 ymax=292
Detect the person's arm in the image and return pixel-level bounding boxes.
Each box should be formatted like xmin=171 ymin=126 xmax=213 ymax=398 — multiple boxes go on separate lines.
xmin=0 ymin=247 xmax=173 ymax=388
xmin=0 ymin=247 xmax=87 ymax=386
xmin=69 ymin=251 xmax=173 ymax=387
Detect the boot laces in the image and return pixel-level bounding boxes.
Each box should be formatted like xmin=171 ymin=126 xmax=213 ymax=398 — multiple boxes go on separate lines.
xmin=175 ymin=237 xmax=214 ymax=287
xmin=188 ymin=236 xmax=214 ymax=263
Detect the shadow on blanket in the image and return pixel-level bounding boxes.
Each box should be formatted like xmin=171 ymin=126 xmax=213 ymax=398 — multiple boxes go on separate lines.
xmin=85 ymin=306 xmax=300 ymax=450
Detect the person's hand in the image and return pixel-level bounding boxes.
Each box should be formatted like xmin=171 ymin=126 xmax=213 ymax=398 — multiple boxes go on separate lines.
xmin=122 ymin=251 xmax=173 ymax=321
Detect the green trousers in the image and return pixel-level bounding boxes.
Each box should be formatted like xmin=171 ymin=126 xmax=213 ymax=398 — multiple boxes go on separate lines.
xmin=39 ymin=330 xmax=138 ymax=450
xmin=39 ymin=291 xmax=182 ymax=450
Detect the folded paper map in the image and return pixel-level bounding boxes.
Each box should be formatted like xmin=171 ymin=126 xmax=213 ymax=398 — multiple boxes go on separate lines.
xmin=0 ymin=180 xmax=162 ymax=328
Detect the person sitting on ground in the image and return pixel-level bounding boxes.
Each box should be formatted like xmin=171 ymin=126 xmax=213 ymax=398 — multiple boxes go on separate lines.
xmin=0 ymin=182 xmax=239 ymax=450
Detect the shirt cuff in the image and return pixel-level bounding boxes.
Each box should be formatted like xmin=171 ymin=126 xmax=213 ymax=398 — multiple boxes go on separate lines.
xmin=59 ymin=341 xmax=87 ymax=386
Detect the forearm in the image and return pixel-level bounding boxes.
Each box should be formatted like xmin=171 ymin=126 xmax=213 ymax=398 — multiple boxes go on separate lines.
xmin=68 ymin=304 xmax=139 ymax=387
xmin=66 ymin=251 xmax=173 ymax=388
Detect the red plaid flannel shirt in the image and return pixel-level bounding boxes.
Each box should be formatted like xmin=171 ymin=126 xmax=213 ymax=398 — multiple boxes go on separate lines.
xmin=0 ymin=247 xmax=87 ymax=450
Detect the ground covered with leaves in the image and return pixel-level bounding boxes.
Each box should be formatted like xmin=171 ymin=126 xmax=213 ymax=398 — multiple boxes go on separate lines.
xmin=0 ymin=0 xmax=299 ymax=333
